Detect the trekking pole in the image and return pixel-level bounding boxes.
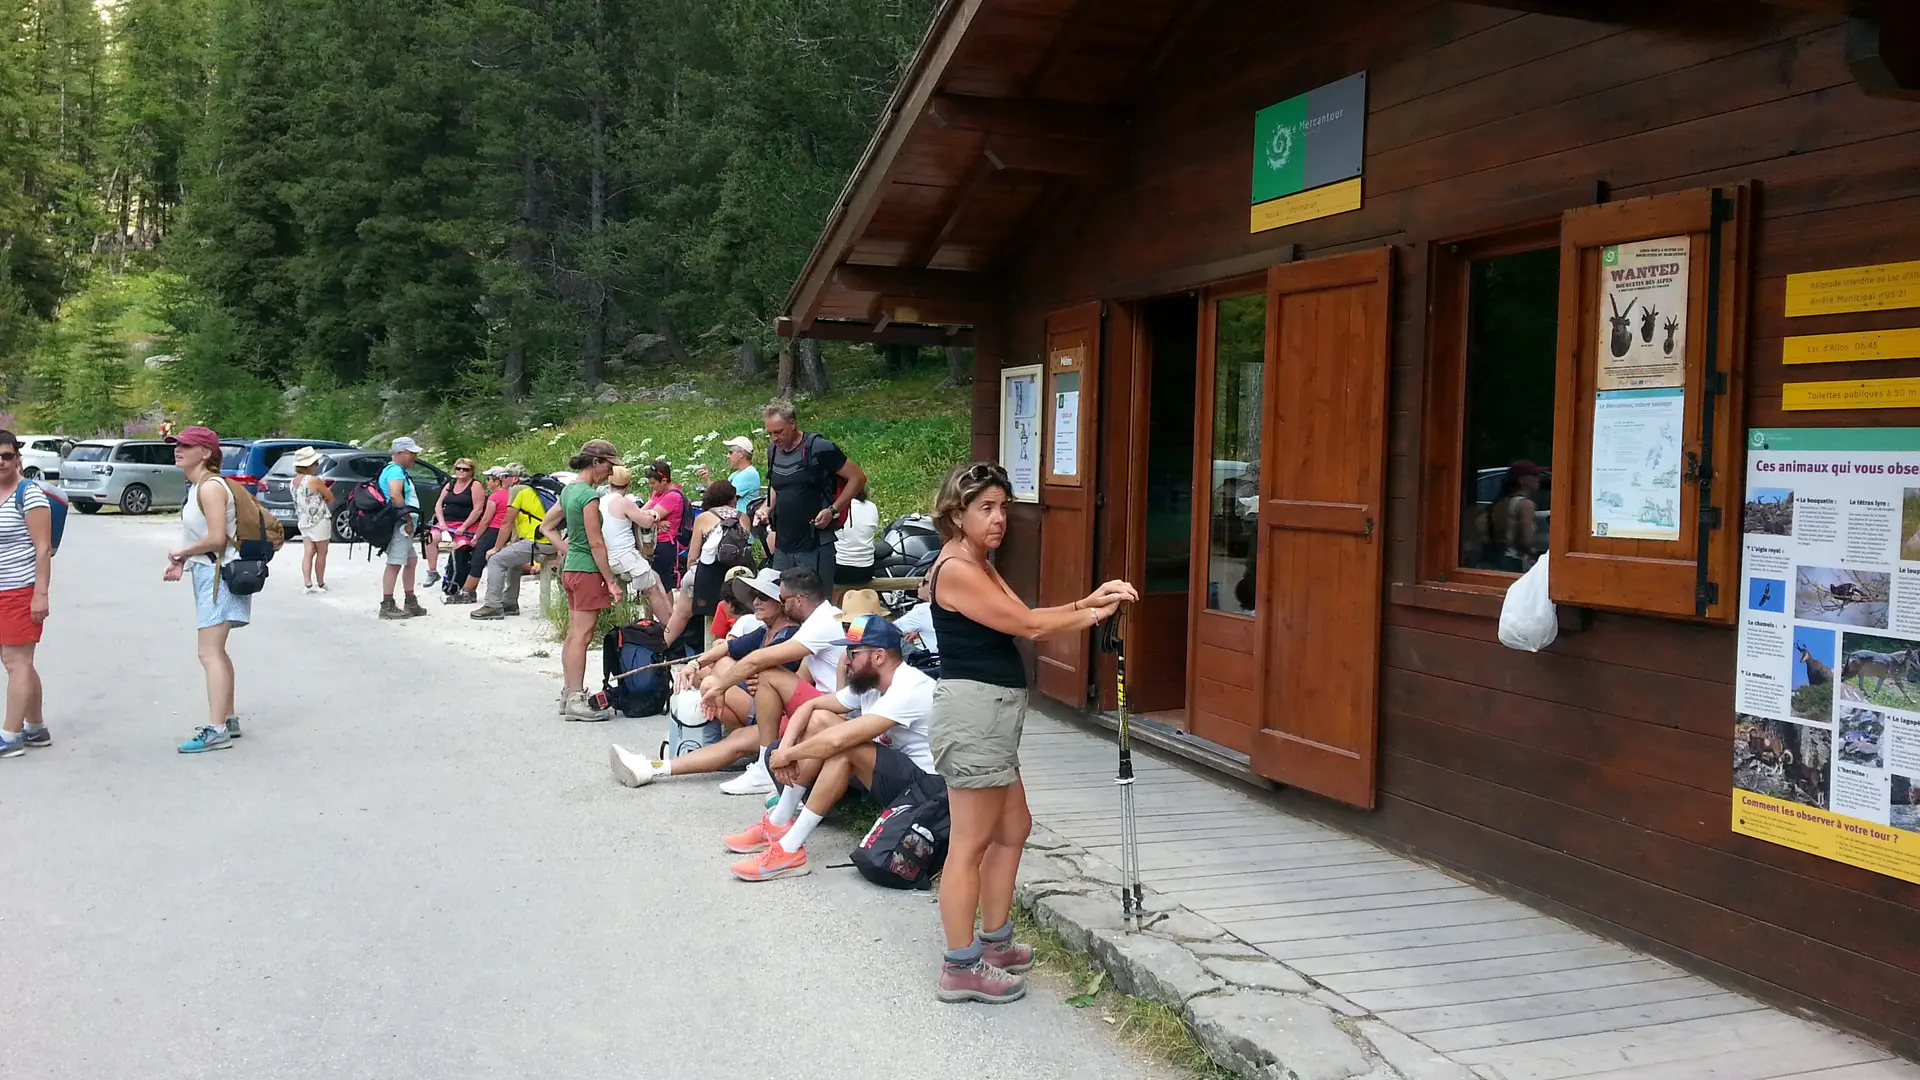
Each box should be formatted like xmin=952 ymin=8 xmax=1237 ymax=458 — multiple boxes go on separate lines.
xmin=1099 ymin=611 xmax=1145 ymax=928
xmin=608 ymin=656 xmax=678 ymax=682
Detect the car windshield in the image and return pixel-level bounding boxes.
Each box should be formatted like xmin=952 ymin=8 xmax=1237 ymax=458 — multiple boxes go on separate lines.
xmin=221 ymin=445 xmax=248 ymax=470
xmin=265 ymin=455 xmax=300 ymax=477
xmin=67 ymin=444 xmax=110 ymax=462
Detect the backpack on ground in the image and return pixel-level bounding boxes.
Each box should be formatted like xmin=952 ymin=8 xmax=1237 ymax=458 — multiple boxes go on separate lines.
xmin=347 ymin=482 xmax=403 ymax=551
xmin=711 ymin=506 xmax=755 ymax=570
xmin=851 ymin=775 xmax=950 ymax=890
xmin=16 ymin=480 xmax=67 ymax=555
xmin=602 ymin=618 xmax=672 ymax=718
xmin=660 ymin=686 xmax=726 ymax=761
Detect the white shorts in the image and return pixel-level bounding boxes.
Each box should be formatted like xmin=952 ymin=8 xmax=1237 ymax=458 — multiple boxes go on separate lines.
xmin=610 ymin=551 xmax=659 ymax=594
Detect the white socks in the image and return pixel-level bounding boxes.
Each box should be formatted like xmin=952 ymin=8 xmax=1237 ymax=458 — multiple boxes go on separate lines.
xmin=769 ymin=785 xmax=806 ymax=827
xmin=658 ymin=757 xmax=673 ymax=776
xmin=779 ymin=809 xmax=823 ymax=853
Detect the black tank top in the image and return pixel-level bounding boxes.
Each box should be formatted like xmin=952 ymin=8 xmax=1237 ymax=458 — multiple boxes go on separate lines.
xmin=443 ymin=480 xmax=477 ymax=524
xmin=929 ymin=558 xmax=1027 ymax=688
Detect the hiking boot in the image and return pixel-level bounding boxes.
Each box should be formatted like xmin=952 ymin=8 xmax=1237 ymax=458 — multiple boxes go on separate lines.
xmin=732 ymin=843 xmax=809 ymax=882
xmin=503 ymin=602 xmax=521 ymax=616
xmin=937 ymin=960 xmax=1027 ymax=1005
xmin=404 ymin=595 xmax=429 ymax=618
xmin=379 ymin=598 xmax=405 ymax=620
xmin=723 ymin=815 xmax=788 ymax=855
xmin=719 ymin=759 xmax=775 ymax=796
xmin=610 ymin=744 xmax=666 ymax=787
xmin=423 ymin=571 xmax=441 ymax=588
xmin=470 ymin=605 xmax=506 ymax=621
xmin=561 ymin=692 xmax=613 ymax=722
xmin=178 ymin=726 xmax=233 ymax=754
xmin=21 ymin=725 xmax=50 ymax=748
xmin=982 ymin=938 xmax=1034 ymax=974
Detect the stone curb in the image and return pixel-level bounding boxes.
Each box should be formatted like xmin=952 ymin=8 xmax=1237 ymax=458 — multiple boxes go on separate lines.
xmin=1016 ymin=824 xmax=1476 ymax=1080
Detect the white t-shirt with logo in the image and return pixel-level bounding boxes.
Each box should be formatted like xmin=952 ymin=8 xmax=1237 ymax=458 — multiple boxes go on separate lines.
xmin=837 ymin=663 xmax=937 ymax=773
xmin=794 ymin=601 xmax=846 ymax=692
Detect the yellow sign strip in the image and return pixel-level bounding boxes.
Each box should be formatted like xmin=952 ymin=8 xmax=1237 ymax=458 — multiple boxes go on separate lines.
xmin=1783 ymin=327 xmax=1920 ymax=365
xmin=1251 ymin=176 xmax=1362 ymax=234
xmin=1783 ymin=377 xmax=1920 ymax=411
xmin=1785 ymin=260 xmax=1920 ymax=317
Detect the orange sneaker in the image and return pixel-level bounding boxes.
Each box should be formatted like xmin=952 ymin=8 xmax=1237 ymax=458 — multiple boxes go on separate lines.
xmin=723 ymin=815 xmax=787 ymax=855
xmin=733 ymin=843 xmax=810 ymax=882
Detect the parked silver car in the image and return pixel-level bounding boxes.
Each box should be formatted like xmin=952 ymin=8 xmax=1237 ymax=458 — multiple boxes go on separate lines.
xmin=60 ymin=439 xmax=190 ymax=515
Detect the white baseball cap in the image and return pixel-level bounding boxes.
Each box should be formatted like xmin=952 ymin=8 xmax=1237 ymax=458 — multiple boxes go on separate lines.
xmin=723 ymin=436 xmax=754 ymax=455
xmin=391 ymin=436 xmax=422 ymax=454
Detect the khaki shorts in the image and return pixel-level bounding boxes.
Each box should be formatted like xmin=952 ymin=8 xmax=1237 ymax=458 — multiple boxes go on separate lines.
xmin=930 ymin=680 xmax=1028 ymax=789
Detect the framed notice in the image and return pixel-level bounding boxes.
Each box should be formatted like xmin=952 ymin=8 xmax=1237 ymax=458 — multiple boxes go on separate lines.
xmin=999 ymin=364 xmax=1042 ymax=503
xmin=1045 ymin=346 xmax=1087 ymax=485
xmin=1596 ymin=237 xmax=1689 ymax=390
xmin=1734 ymin=427 xmax=1920 ymax=886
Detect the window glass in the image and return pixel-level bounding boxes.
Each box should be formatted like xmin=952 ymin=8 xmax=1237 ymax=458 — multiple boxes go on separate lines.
xmin=221 ymin=445 xmax=248 ymax=471
xmin=1458 ymin=247 xmax=1559 ymax=572
xmin=68 ymin=444 xmax=109 ymax=463
xmin=113 ymin=444 xmax=139 ymax=463
xmin=1144 ymin=300 xmax=1198 ymax=594
xmin=1206 ymin=293 xmax=1266 ymax=615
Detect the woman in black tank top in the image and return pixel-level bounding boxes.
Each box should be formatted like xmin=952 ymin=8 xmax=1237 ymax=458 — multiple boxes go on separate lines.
xmin=925 ymin=462 xmax=1139 ymax=1005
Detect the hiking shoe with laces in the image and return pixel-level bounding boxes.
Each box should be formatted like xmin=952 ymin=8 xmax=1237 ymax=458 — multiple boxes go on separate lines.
xmin=982 ymin=939 xmax=1034 ymax=974
xmin=503 ymin=602 xmax=521 ymax=616
xmin=226 ymin=716 xmax=242 ymax=740
xmin=403 ymin=595 xmax=429 ymax=618
xmin=561 ymin=692 xmax=613 ymax=722
xmin=937 ymin=960 xmax=1027 ymax=1005
xmin=379 ymin=598 xmax=405 ymax=620
xmin=178 ymin=726 xmax=233 ymax=754
xmin=610 ymin=744 xmax=666 ymax=787
xmin=469 ymin=604 xmax=507 ymax=620
xmin=723 ymin=815 xmax=788 ymax=855
xmin=719 ymin=759 xmax=775 ymax=796
xmin=0 ymin=734 xmax=24 ymax=759
xmin=21 ymin=726 xmax=50 ymax=748
xmin=732 ymin=843 xmax=809 ymax=882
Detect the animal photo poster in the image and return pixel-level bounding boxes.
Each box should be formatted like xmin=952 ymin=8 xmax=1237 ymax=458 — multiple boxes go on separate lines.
xmin=1735 ymin=428 xmax=1920 ymax=885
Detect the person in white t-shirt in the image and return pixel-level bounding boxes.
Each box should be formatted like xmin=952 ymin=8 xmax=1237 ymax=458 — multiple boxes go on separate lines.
xmin=728 ymin=614 xmax=938 ymax=881
xmin=700 ymin=565 xmax=844 ymax=798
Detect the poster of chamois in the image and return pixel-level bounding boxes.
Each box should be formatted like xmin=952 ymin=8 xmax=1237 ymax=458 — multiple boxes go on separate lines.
xmin=1595 ymin=236 xmax=1689 ymax=391
xmin=1736 ymin=428 xmax=1920 ymax=886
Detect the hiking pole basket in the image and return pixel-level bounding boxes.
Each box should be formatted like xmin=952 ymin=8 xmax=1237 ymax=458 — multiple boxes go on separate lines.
xmin=1098 ymin=611 xmax=1145 ymax=927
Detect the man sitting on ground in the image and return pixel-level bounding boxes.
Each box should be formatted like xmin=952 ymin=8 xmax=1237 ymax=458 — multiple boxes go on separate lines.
xmin=470 ymin=466 xmax=554 ymax=620
xmin=699 ymin=566 xmax=843 ymax=797
xmin=728 ymin=615 xmax=939 ymax=882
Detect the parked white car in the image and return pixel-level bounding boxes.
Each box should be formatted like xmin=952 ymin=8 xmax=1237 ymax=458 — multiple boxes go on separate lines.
xmin=60 ymin=439 xmax=190 ymax=515
xmin=15 ymin=435 xmax=74 ymax=481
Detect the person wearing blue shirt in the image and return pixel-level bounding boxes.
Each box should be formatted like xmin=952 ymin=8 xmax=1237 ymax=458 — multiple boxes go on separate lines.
xmin=379 ymin=437 xmax=427 ymax=620
xmin=701 ymin=436 xmax=761 ymax=506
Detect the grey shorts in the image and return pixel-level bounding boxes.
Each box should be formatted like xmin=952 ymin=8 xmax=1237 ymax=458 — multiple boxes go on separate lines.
xmin=930 ymin=680 xmax=1028 ymax=789
xmin=385 ymin=522 xmax=417 ymax=566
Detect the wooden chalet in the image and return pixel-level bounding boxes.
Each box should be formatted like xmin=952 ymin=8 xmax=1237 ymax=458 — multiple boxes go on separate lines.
xmin=780 ymin=0 xmax=1920 ymax=1055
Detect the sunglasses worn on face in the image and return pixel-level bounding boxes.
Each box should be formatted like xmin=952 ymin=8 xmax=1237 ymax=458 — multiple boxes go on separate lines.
xmin=0 ymin=452 xmax=17 ymax=462
xmin=456 ymin=467 xmax=473 ymax=473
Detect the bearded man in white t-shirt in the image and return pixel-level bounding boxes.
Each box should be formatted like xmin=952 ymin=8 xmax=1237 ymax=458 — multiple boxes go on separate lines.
xmin=726 ymin=614 xmax=939 ymax=882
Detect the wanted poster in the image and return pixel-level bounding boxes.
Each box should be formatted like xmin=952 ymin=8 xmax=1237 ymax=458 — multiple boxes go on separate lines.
xmin=1596 ymin=237 xmax=1690 ymax=391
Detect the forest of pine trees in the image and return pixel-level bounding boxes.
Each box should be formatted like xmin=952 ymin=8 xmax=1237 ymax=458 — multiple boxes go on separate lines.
xmin=0 ymin=0 xmax=935 ymax=433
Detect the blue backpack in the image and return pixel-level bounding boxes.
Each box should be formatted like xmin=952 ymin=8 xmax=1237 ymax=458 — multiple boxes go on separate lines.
xmin=601 ymin=619 xmax=673 ymax=718
xmin=16 ymin=480 xmax=68 ymax=555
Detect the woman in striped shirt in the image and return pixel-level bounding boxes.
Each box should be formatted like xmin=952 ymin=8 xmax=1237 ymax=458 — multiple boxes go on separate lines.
xmin=0 ymin=429 xmax=53 ymax=758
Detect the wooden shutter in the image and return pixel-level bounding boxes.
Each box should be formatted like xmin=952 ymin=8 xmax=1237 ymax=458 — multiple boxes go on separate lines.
xmin=1252 ymin=248 xmax=1393 ymax=809
xmin=1034 ymin=301 xmax=1102 ymax=707
xmin=1548 ymin=187 xmax=1750 ymax=621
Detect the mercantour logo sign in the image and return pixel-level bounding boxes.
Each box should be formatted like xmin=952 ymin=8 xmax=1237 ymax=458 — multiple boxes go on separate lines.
xmin=1250 ymin=72 xmax=1367 ymax=233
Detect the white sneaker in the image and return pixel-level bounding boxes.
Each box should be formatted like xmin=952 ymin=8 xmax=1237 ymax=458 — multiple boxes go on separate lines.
xmin=304 ymin=584 xmax=316 ymax=594
xmin=610 ymin=744 xmax=665 ymax=788
xmin=316 ymin=583 xmax=328 ymax=593
xmin=720 ymin=759 xmax=776 ymax=796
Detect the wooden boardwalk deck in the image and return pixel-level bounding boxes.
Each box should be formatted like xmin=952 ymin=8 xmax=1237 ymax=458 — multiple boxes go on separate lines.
xmin=1019 ymin=717 xmax=1920 ymax=1080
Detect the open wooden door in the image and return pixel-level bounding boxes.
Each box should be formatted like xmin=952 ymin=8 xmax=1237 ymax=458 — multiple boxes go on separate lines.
xmin=1252 ymin=249 xmax=1392 ymax=809
xmin=1034 ymin=301 xmax=1102 ymax=707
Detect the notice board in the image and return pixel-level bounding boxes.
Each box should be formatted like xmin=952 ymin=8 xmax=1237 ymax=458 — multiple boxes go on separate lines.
xmin=1735 ymin=428 xmax=1920 ymax=885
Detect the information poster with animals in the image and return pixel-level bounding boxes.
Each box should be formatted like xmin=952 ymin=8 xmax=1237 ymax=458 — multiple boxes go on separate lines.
xmin=1735 ymin=427 xmax=1920 ymax=885
xmin=1596 ymin=236 xmax=1689 ymax=390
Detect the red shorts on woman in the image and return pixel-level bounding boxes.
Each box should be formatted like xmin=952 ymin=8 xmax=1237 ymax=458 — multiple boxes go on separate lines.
xmin=778 ymin=679 xmax=825 ymax=738
xmin=0 ymin=585 xmax=43 ymax=645
xmin=561 ymin=570 xmax=615 ymax=612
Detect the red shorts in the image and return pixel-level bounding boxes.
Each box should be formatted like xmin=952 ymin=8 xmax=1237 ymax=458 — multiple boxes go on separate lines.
xmin=561 ymin=570 xmax=615 ymax=612
xmin=0 ymin=585 xmax=43 ymax=646
xmin=779 ymin=680 xmax=826 ymax=739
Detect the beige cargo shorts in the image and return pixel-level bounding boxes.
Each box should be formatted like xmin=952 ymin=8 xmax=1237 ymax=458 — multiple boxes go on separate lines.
xmin=930 ymin=679 xmax=1029 ymax=789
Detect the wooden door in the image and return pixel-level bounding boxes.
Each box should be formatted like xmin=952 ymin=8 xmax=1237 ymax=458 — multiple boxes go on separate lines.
xmin=1252 ymin=248 xmax=1392 ymax=809
xmin=1034 ymin=301 xmax=1101 ymax=707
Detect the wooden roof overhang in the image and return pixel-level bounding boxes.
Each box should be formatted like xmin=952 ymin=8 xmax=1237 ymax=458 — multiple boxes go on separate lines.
xmin=777 ymin=0 xmax=1200 ymax=347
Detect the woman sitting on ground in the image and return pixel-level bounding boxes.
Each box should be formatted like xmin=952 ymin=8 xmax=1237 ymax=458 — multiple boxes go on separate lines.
xmin=289 ymin=446 xmax=336 ymax=594
xmin=607 ymin=570 xmax=796 ymax=787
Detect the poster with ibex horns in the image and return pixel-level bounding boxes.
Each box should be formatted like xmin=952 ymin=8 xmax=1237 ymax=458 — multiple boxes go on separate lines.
xmin=1597 ymin=237 xmax=1690 ymax=390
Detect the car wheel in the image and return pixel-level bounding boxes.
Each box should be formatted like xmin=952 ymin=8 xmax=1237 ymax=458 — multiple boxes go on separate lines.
xmin=120 ymin=484 xmax=152 ymax=515
xmin=22 ymin=467 xmax=38 ymax=479
xmin=75 ymin=502 xmax=100 ymax=515
xmin=333 ymin=505 xmax=356 ymax=543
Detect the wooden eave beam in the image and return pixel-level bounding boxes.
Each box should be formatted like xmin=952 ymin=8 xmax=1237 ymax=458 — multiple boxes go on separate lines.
xmin=1848 ymin=10 xmax=1920 ymax=100
xmin=832 ymin=265 xmax=992 ymax=302
xmin=774 ymin=318 xmax=976 ymax=348
xmin=928 ymin=94 xmax=1128 ymax=142
xmin=984 ymin=134 xmax=1117 ymax=177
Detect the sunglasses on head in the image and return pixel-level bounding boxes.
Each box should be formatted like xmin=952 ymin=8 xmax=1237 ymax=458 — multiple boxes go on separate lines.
xmin=964 ymin=462 xmax=1009 ymax=483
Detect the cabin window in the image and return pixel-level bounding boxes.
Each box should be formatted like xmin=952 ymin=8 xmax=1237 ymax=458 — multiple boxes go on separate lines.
xmin=1205 ymin=292 xmax=1266 ymax=615
xmin=1457 ymin=247 xmax=1560 ymax=573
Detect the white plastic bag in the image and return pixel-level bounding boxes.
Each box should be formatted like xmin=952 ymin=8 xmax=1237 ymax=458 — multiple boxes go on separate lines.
xmin=1497 ymin=554 xmax=1558 ymax=653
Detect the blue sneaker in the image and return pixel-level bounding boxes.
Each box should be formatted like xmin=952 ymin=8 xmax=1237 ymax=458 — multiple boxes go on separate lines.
xmin=21 ymin=726 xmax=49 ymax=748
xmin=178 ymin=726 xmax=233 ymax=754
xmin=0 ymin=735 xmax=23 ymax=759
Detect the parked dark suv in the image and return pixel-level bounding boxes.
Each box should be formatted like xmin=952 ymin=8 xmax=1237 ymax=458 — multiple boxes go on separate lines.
xmin=221 ymin=438 xmax=354 ymax=494
xmin=259 ymin=449 xmax=450 ymax=540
